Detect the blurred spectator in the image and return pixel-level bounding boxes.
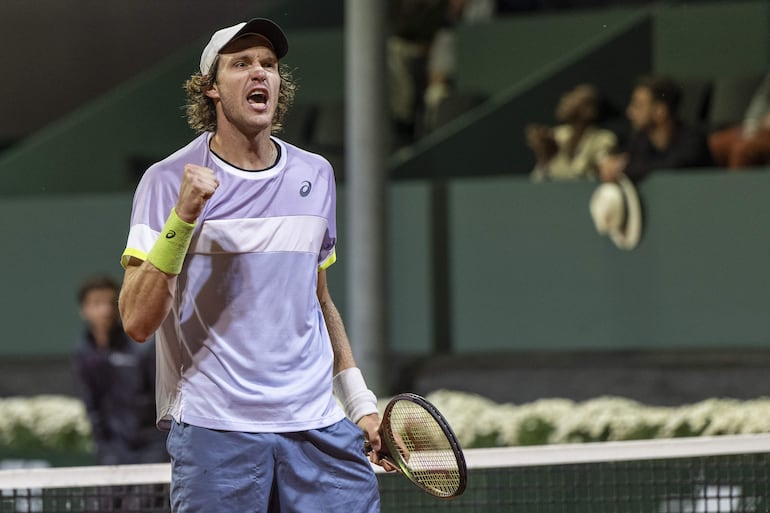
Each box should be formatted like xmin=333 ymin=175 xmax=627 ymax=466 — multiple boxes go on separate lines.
xmin=526 ymin=84 xmax=618 ymax=182
xmin=390 ymin=0 xmax=496 ymax=143
xmin=455 ymin=0 xmax=496 ymax=21
xmin=599 ymin=75 xmax=714 ymax=183
xmin=73 ymin=275 xmax=168 ymax=465
xmin=423 ymin=0 xmax=495 ymax=125
xmin=708 ymin=70 xmax=770 ymax=169
xmin=388 ymin=0 xmax=450 ymax=144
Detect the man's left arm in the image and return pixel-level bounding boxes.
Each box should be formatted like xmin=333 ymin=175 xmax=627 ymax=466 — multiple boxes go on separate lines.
xmin=317 ymin=269 xmax=388 ymax=467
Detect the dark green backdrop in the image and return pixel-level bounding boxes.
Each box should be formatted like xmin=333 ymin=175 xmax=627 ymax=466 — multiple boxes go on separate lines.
xmin=0 ymin=1 xmax=768 ymax=358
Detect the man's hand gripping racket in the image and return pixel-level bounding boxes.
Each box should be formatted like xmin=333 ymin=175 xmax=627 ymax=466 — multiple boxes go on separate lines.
xmin=365 ymin=393 xmax=467 ymax=499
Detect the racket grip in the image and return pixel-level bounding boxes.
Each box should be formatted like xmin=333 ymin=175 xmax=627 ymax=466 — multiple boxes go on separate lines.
xmin=363 ymin=441 xmax=401 ymax=474
xmin=364 ymin=436 xmax=392 ymax=457
xmin=364 ymin=440 xmax=391 ymax=456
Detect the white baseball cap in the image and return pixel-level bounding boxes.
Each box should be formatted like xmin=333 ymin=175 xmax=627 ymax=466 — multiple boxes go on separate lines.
xmin=199 ymin=18 xmax=289 ymax=75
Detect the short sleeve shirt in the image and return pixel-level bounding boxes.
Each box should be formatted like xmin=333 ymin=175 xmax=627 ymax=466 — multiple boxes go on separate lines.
xmin=122 ymin=133 xmax=345 ymax=432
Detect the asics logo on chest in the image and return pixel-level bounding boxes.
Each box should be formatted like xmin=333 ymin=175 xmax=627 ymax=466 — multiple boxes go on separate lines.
xmin=299 ymin=181 xmax=312 ymax=197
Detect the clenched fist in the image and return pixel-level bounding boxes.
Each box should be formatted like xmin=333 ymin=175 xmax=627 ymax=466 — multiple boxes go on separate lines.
xmin=176 ymin=164 xmax=219 ymax=223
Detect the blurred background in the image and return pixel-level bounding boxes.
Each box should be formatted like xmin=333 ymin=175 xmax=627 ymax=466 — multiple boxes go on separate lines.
xmin=1 ymin=0 xmax=769 ymax=411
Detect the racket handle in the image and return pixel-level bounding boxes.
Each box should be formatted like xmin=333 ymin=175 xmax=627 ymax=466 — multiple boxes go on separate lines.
xmin=363 ymin=440 xmax=388 ymax=457
xmin=363 ymin=441 xmax=400 ymax=473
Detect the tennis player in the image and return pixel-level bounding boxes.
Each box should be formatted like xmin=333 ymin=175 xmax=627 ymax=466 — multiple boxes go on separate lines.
xmin=118 ymin=18 xmax=384 ymax=512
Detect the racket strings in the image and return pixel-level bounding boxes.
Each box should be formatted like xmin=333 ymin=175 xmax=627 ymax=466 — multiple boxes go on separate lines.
xmin=386 ymin=401 xmax=461 ymax=497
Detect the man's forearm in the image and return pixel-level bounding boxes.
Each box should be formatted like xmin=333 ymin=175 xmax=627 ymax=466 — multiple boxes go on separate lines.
xmin=119 ymin=261 xmax=176 ymax=342
xmin=319 ymin=294 xmax=356 ymax=374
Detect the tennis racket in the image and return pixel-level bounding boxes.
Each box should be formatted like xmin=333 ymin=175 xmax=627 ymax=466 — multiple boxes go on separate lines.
xmin=366 ymin=393 xmax=467 ymax=499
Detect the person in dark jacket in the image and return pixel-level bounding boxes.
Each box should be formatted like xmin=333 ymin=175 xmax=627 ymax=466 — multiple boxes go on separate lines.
xmin=74 ymin=275 xmax=168 ymax=465
xmin=599 ymin=75 xmax=714 ymax=183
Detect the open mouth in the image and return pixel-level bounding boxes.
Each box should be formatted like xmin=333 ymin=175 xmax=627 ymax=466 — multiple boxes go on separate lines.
xmin=248 ymin=92 xmax=268 ymax=106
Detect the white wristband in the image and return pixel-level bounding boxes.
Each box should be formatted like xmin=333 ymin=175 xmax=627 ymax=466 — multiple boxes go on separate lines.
xmin=333 ymin=367 xmax=378 ymax=423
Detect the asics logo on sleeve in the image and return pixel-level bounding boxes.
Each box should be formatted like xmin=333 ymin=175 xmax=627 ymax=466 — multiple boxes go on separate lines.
xmin=300 ymin=181 xmax=312 ymax=197
xmin=166 ymin=230 xmax=176 ymax=239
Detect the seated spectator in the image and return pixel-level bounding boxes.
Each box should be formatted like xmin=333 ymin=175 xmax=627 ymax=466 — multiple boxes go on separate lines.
xmin=599 ymin=75 xmax=714 ymax=183
xmin=73 ymin=275 xmax=168 ymax=465
xmin=526 ymin=84 xmax=618 ymax=182
xmin=708 ymin=70 xmax=770 ymax=169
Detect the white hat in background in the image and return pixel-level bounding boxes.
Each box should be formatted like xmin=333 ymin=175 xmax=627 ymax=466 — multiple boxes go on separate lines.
xmin=589 ymin=175 xmax=643 ymax=250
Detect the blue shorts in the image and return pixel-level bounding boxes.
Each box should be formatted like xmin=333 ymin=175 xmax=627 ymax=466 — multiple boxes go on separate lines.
xmin=166 ymin=419 xmax=380 ymax=513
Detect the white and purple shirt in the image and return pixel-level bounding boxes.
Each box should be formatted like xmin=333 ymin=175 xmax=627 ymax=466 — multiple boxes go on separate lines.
xmin=122 ymin=133 xmax=345 ymax=433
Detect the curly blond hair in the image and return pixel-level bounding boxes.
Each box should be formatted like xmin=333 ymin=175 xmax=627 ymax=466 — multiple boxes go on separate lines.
xmin=184 ymin=56 xmax=297 ymax=135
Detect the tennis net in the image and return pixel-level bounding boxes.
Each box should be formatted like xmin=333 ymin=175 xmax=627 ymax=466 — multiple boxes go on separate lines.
xmin=2 ymin=433 xmax=769 ymax=512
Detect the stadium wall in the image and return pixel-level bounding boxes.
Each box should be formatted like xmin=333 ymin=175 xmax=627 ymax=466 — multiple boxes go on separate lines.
xmin=1 ymin=171 xmax=767 ymax=356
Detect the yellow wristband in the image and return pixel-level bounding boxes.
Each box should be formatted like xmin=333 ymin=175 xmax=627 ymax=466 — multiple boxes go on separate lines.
xmin=146 ymin=209 xmax=196 ymax=275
